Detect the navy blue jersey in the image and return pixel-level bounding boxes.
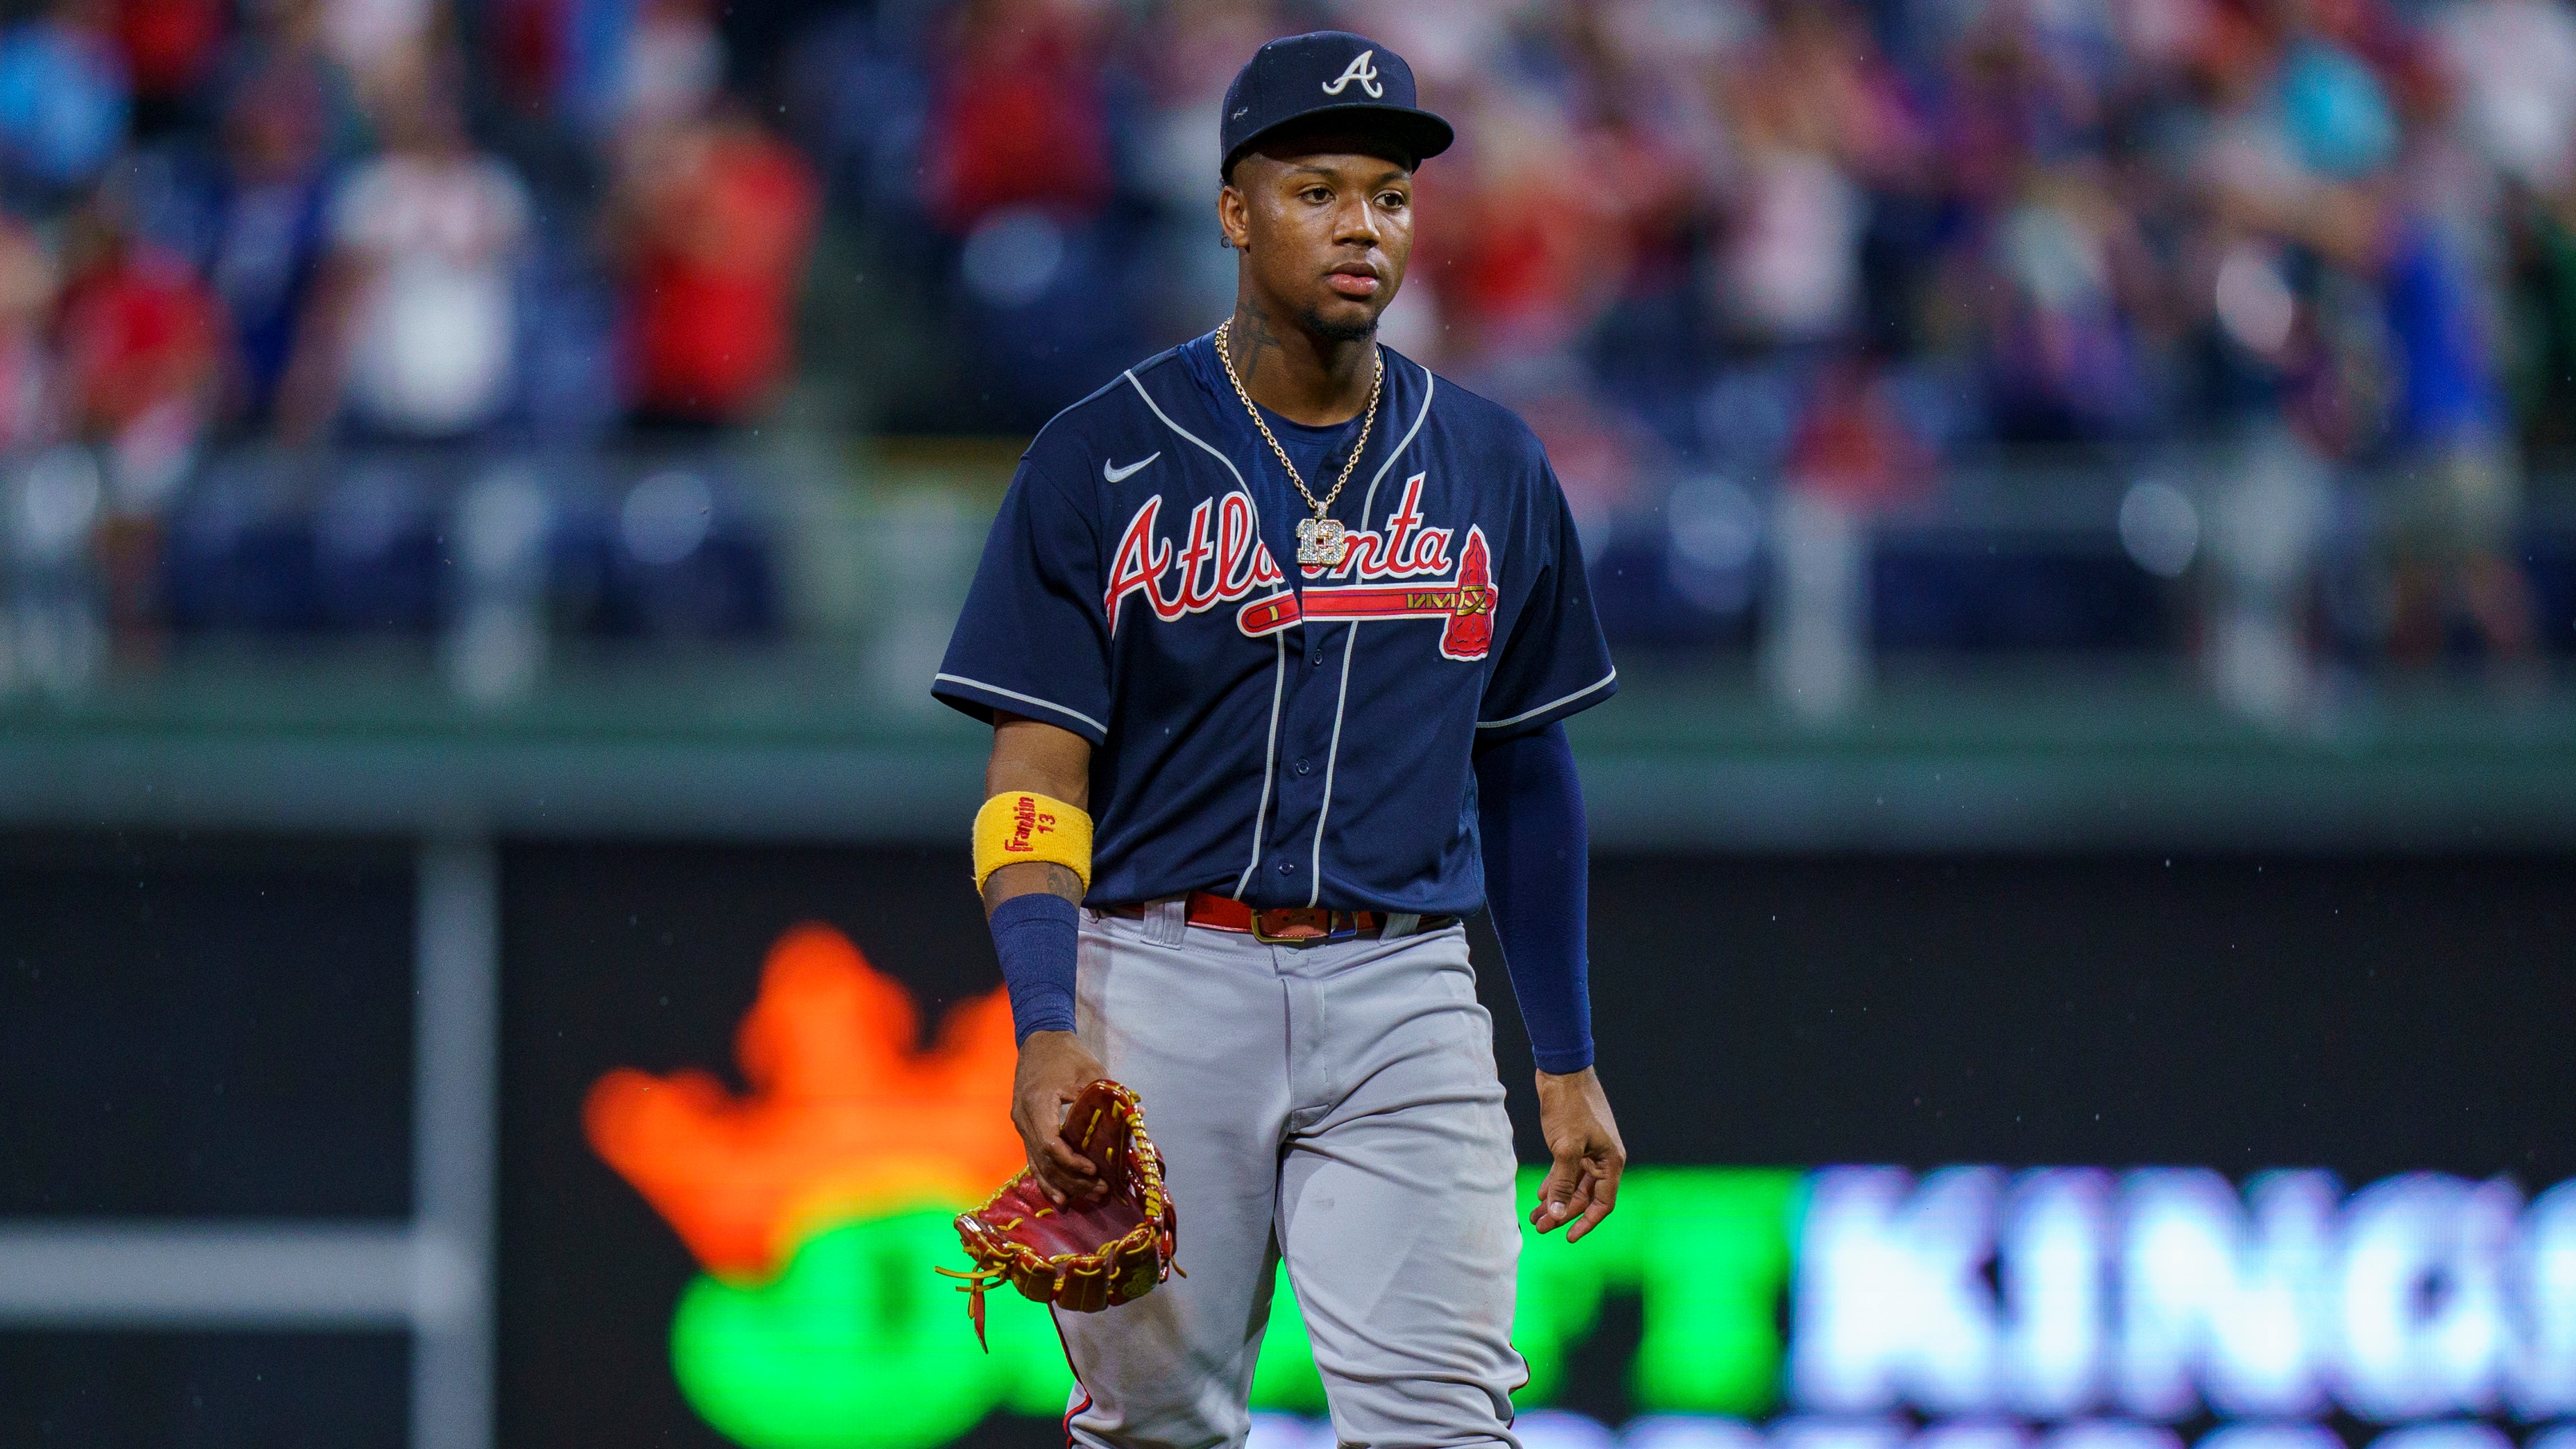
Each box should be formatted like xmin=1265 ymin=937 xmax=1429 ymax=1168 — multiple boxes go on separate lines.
xmin=934 ymin=334 xmax=1616 ymax=914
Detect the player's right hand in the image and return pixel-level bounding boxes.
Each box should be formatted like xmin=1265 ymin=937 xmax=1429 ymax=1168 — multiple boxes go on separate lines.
xmin=1012 ymin=1029 xmax=1111 ymax=1204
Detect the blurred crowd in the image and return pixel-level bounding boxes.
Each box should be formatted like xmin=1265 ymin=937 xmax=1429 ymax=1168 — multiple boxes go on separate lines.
xmin=0 ymin=0 xmax=822 ymax=463
xmin=8 ymin=0 xmax=2562 ymax=466
xmin=789 ymin=0 xmax=2576 ymax=687
xmin=4 ymin=0 xmax=2575 ymax=695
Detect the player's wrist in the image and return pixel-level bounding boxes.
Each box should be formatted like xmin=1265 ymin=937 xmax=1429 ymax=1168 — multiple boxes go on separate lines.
xmin=989 ymin=893 xmax=1079 ymax=1043
xmin=1016 ymin=1030 xmax=1099 ymax=1079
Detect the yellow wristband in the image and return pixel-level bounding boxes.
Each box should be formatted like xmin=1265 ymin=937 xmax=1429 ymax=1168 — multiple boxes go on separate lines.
xmin=973 ymin=791 xmax=1094 ymax=894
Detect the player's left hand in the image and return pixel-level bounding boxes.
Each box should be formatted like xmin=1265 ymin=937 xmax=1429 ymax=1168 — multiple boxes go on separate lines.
xmin=1531 ymin=1066 xmax=1625 ymax=1243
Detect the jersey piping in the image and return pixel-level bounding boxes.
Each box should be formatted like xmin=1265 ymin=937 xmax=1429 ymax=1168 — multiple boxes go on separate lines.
xmin=1306 ymin=360 xmax=1436 ymax=906
xmin=931 ymin=672 xmax=1109 ymax=736
xmin=1124 ymin=364 xmax=1291 ymax=899
xmin=1474 ymin=668 xmax=1618 ymax=730
xmin=1234 ymin=632 xmax=1289 ymax=899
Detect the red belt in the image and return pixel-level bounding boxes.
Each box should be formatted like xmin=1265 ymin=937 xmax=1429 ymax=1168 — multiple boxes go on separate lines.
xmin=1103 ymin=890 xmax=1455 ymax=945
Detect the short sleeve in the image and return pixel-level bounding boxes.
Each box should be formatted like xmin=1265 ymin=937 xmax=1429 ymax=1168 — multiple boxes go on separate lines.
xmin=1477 ymin=467 xmax=1617 ymax=740
xmin=932 ymin=463 xmax=1113 ymax=744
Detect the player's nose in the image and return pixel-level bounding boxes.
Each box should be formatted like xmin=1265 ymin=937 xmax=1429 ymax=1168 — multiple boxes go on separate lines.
xmin=1332 ymin=195 xmax=1383 ymax=245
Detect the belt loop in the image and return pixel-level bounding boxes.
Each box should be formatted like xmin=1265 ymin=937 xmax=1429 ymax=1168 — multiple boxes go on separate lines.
xmin=1383 ymin=912 xmax=1421 ymax=941
xmin=1145 ymin=896 xmax=1189 ymax=948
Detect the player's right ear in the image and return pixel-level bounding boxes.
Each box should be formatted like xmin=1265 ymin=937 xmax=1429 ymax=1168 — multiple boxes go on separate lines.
xmin=1216 ymin=181 xmax=1250 ymax=253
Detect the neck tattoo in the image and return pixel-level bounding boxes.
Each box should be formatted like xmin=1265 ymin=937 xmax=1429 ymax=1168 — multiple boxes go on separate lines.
xmin=1213 ymin=318 xmax=1383 ymax=568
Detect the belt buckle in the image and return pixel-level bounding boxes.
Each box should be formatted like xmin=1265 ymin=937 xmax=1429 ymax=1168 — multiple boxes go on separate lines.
xmin=1249 ymin=907 xmax=1334 ymax=945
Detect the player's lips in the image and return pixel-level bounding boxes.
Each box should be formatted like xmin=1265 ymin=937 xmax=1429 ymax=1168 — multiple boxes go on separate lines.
xmin=1325 ymin=264 xmax=1381 ymax=298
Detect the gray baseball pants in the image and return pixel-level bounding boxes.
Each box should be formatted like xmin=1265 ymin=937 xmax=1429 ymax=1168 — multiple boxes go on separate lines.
xmin=1058 ymin=903 xmax=1527 ymax=1449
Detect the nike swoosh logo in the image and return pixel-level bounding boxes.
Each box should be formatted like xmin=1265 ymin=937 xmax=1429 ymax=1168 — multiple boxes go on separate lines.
xmin=1103 ymin=452 xmax=1161 ymax=483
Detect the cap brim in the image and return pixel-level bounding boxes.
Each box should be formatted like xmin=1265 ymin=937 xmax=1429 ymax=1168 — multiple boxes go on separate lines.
xmin=1223 ymin=105 xmax=1455 ymax=177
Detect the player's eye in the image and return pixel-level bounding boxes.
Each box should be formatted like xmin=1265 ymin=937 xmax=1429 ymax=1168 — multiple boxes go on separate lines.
xmin=1377 ymin=192 xmax=1408 ymax=209
xmin=1302 ymin=187 xmax=1333 ymax=204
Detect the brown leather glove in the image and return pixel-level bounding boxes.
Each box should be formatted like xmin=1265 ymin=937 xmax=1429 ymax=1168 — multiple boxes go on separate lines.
xmin=940 ymin=1078 xmax=1178 ymax=1347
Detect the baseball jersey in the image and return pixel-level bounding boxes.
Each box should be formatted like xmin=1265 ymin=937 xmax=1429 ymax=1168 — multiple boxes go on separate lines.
xmin=933 ymin=333 xmax=1616 ymax=916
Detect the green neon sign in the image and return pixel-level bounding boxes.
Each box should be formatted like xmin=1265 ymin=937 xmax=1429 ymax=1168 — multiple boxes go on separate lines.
xmin=668 ymin=1168 xmax=1804 ymax=1449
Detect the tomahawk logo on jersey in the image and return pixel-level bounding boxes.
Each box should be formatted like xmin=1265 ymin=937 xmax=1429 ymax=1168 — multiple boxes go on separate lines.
xmin=934 ymin=334 xmax=1615 ymax=914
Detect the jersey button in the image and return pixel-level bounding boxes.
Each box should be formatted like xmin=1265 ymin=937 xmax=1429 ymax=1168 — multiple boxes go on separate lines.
xmin=1277 ymin=861 xmax=1295 ymax=875
xmin=1294 ymin=758 xmax=1312 ymax=776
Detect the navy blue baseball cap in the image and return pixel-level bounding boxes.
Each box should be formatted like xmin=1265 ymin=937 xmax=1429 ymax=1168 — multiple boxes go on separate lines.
xmin=1219 ymin=30 xmax=1453 ymax=180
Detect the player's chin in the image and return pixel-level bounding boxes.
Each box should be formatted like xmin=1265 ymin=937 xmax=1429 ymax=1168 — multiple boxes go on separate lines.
xmin=1301 ymin=290 xmax=1389 ymax=343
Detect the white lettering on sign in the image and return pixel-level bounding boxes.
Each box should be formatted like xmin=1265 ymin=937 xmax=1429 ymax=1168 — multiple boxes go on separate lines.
xmin=1795 ymin=1166 xmax=2004 ymax=1413
xmin=2002 ymin=1170 xmax=2112 ymax=1417
xmin=1789 ymin=1166 xmax=2576 ymax=1425
xmin=2334 ymin=1173 xmax=2518 ymax=1420
xmin=2513 ymin=1180 xmax=2576 ymax=1416
xmin=2118 ymin=1168 xmax=2336 ymax=1418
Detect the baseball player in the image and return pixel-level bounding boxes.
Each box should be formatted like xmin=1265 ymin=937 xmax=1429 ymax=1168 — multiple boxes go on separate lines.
xmin=935 ymin=30 xmax=1624 ymax=1447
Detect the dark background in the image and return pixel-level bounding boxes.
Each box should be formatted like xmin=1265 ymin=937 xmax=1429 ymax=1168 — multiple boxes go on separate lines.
xmin=4 ymin=840 xmax=2573 ymax=1447
xmin=0 ymin=833 xmax=417 ymax=1219
xmin=0 ymin=833 xmax=417 ymax=1449
xmin=0 ymin=1332 xmax=409 ymax=1448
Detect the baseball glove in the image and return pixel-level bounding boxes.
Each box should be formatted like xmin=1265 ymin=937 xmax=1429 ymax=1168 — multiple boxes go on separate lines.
xmin=939 ymin=1077 xmax=1179 ymax=1347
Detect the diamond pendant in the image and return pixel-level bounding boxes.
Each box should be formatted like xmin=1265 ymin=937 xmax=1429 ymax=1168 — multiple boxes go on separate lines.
xmin=1295 ymin=516 xmax=1349 ymax=567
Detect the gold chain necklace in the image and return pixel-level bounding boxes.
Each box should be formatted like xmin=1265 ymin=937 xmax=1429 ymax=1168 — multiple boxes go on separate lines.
xmin=1213 ymin=318 xmax=1382 ymax=567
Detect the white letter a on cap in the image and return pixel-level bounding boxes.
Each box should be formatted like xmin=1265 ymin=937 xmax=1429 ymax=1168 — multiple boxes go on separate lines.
xmin=1322 ymin=50 xmax=1383 ymax=98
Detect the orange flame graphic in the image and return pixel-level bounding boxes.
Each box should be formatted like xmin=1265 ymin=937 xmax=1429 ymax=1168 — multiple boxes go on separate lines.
xmin=583 ymin=922 xmax=1024 ymax=1281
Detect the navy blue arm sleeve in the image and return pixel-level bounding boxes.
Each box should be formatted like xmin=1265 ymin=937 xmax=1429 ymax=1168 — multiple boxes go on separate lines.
xmin=1473 ymin=721 xmax=1594 ymax=1074
xmin=988 ymin=893 xmax=1079 ymax=1043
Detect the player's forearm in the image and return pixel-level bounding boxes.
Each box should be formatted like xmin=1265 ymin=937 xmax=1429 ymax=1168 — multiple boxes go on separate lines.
xmin=981 ymin=714 xmax=1095 ymax=1042
xmin=988 ymin=890 xmax=1080 ymax=1041
xmin=1473 ymin=722 xmax=1596 ymax=1074
xmin=981 ymin=714 xmax=1094 ymax=914
xmin=984 ymin=715 xmax=1092 ymax=806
